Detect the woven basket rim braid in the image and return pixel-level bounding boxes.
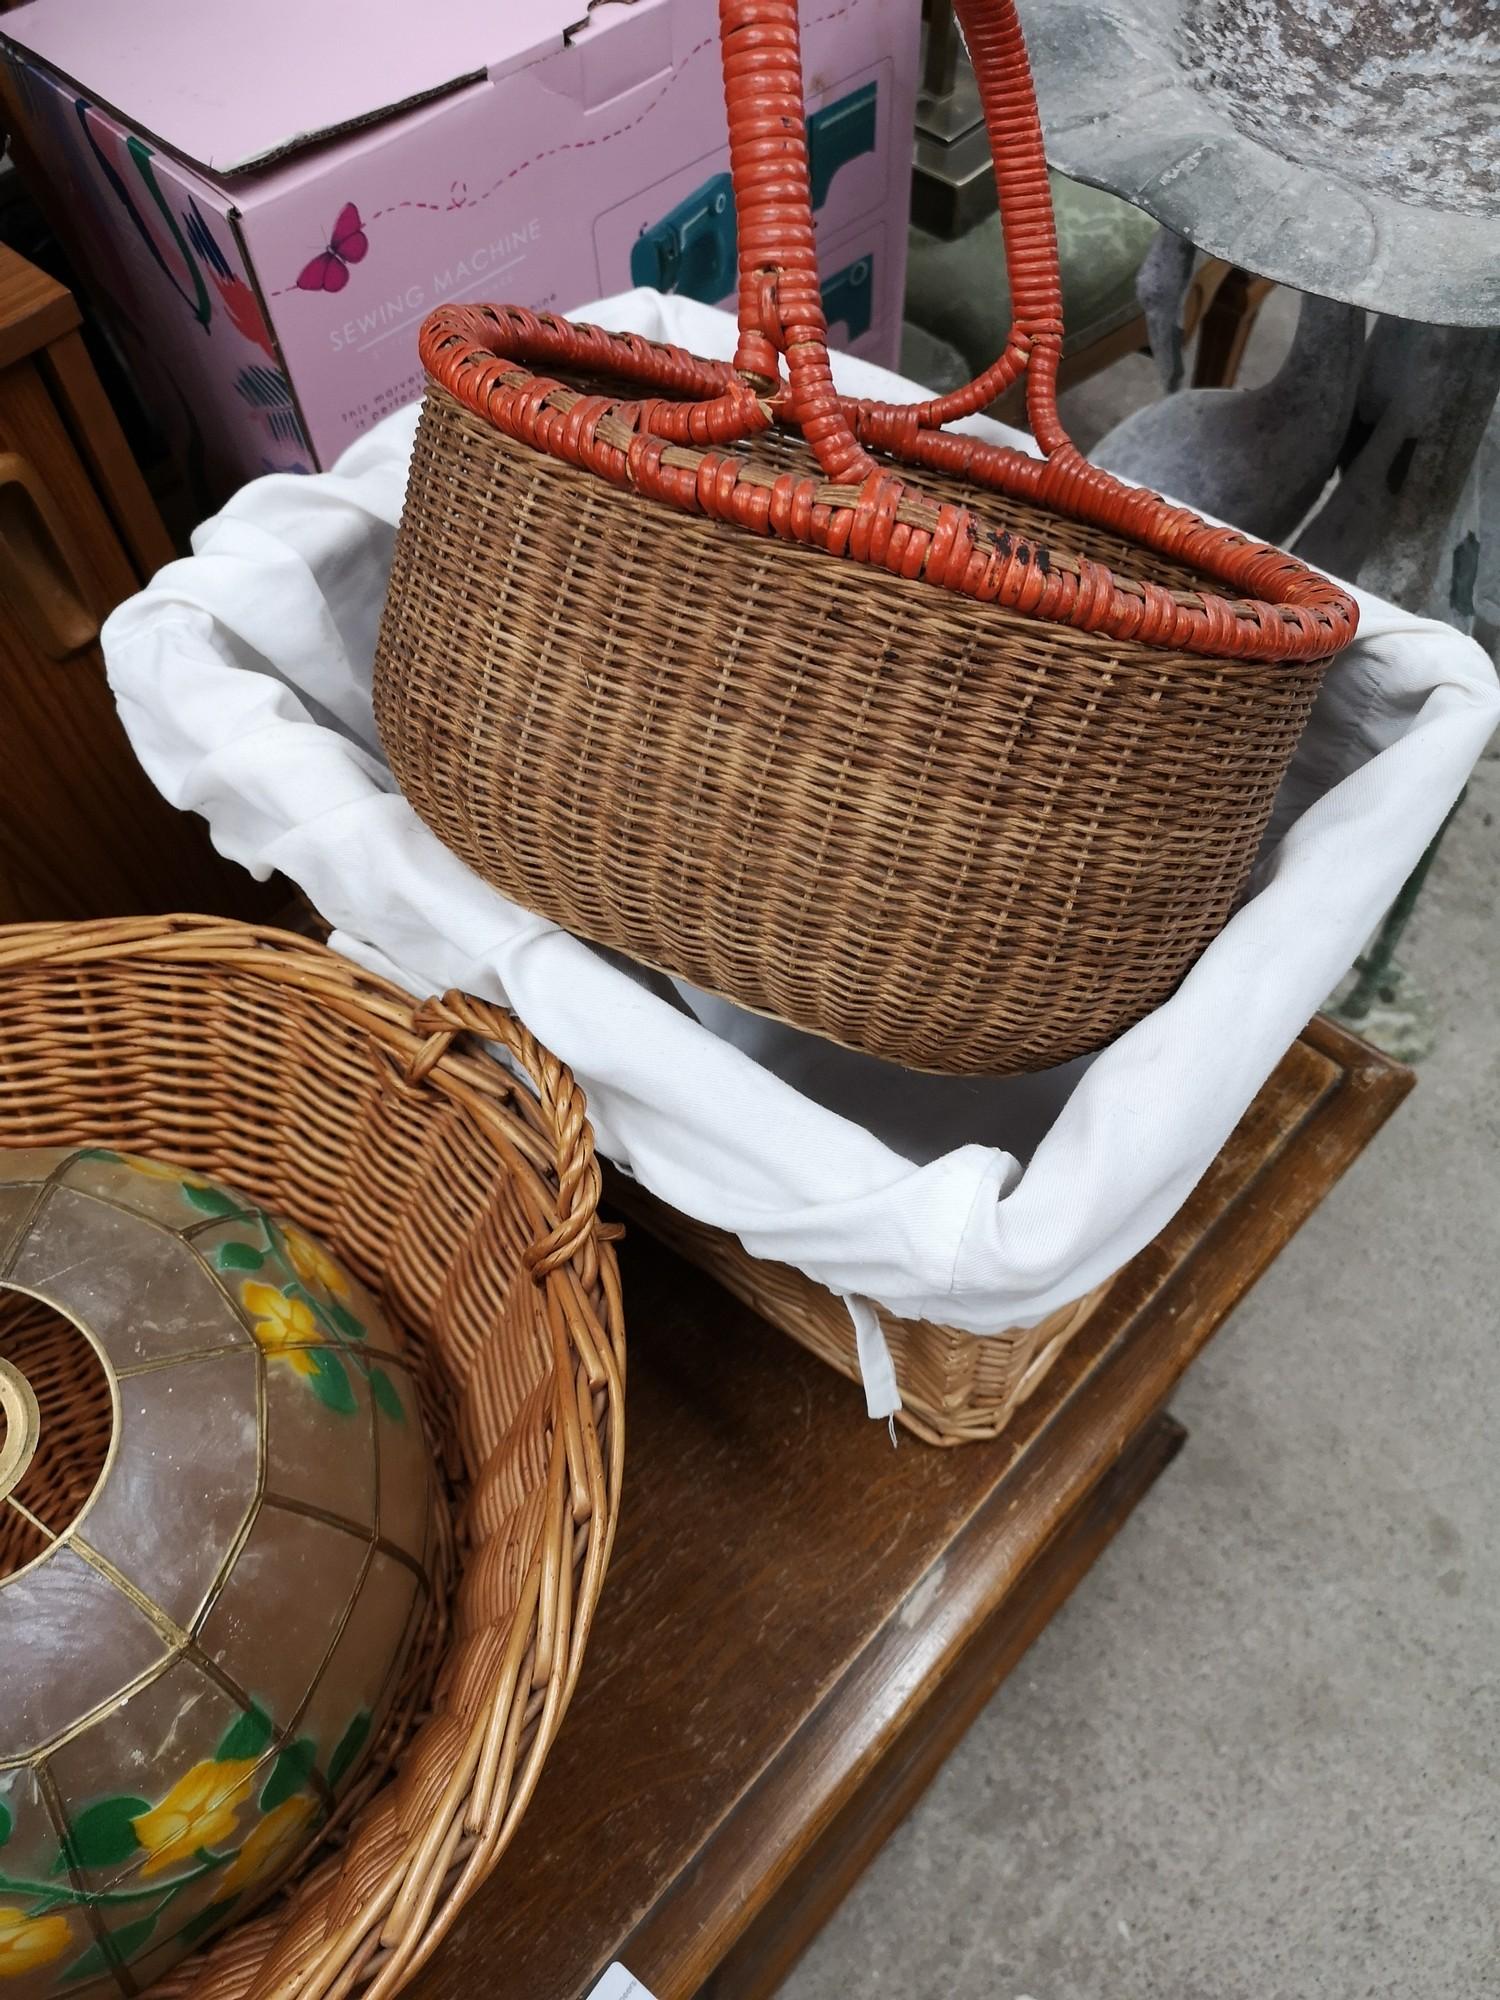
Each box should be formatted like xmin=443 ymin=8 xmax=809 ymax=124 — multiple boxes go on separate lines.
xmin=0 ymin=915 xmax=625 ymax=2000
xmin=414 ymin=0 xmax=1358 ymax=666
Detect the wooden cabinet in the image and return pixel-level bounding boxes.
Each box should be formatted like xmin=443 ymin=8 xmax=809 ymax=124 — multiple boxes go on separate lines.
xmin=0 ymin=243 xmax=274 ymax=923
xmin=422 ymin=1018 xmax=1411 ymax=2000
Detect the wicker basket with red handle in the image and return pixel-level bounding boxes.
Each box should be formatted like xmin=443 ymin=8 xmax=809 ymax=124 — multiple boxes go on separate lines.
xmin=372 ymin=0 xmax=1356 ymax=1077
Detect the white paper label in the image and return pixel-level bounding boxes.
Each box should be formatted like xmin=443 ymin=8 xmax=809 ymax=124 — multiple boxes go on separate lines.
xmin=586 ymin=1967 xmax=658 ymax=2000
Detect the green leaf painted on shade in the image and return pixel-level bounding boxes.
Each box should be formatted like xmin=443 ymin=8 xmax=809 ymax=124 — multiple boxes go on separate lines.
xmin=64 ymin=1912 xmax=158 ymax=1981
xmin=111 ymin=1914 xmax=157 ymax=1964
xmin=74 ymin=1148 xmax=119 ymax=1164
xmin=0 ymin=1802 xmax=11 ymax=1849
xmin=64 ymin=1796 xmax=149 ymax=1872
xmin=326 ymin=1712 xmax=370 ymax=1791
xmin=214 ymin=1239 xmax=265 ymax=1273
xmin=183 ymin=1180 xmax=243 ymax=1217
xmin=260 ymin=1738 xmax=317 ymax=1812
xmin=329 ymin=1300 xmax=367 ymax=1343
xmin=306 ymin=1347 xmax=357 ymax=1416
xmin=216 ymin=1704 xmax=274 ymax=1762
xmin=368 ymin=1366 xmax=405 ymax=1425
xmin=62 ymin=1940 xmax=111 ymax=1983
xmin=178 ymin=1895 xmax=238 ymax=1947
xmin=22 ymin=1893 xmax=70 ymax=1917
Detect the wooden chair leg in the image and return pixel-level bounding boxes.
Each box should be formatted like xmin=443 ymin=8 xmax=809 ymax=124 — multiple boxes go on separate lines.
xmin=1190 ymin=263 xmax=1277 ymax=389
xmin=989 ymin=310 xmax=1149 ymax=427
xmin=981 ymin=259 xmax=1275 ymax=429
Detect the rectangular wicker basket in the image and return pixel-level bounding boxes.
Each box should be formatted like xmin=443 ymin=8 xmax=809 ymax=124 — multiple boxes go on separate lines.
xmin=608 ymin=1020 xmax=1400 ymax=1447
xmin=607 ymin=1173 xmax=1106 ymax=1445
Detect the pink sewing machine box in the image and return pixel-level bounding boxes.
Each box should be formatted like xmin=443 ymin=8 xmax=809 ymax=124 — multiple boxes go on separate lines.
xmin=0 ymin=0 xmax=919 ymax=500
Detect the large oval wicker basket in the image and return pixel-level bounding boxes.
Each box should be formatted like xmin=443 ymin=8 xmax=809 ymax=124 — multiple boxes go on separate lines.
xmin=0 ymin=916 xmax=625 ymax=2000
xmin=371 ymin=0 xmax=1357 ymax=1077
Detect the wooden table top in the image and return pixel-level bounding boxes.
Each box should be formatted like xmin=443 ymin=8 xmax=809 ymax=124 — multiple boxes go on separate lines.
xmin=412 ymin=1017 xmax=1410 ymax=2000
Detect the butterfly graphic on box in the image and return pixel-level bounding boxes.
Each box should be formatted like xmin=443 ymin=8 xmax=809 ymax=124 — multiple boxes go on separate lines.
xmin=296 ymin=203 xmax=369 ymax=292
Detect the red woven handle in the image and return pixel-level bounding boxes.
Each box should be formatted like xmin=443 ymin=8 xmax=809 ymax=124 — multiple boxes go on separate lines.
xmin=851 ymin=0 xmax=1069 ymax=445
xmin=721 ymin=0 xmax=1065 ymax=470
xmin=417 ymin=0 xmax=1359 ymax=662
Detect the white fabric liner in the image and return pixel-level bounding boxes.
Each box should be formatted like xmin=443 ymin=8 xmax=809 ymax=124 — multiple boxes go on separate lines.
xmin=104 ymin=290 xmax=1500 ymax=1418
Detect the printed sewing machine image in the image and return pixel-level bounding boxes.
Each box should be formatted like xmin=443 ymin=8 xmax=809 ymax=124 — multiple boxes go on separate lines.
xmin=623 ymin=80 xmax=880 ymax=340
xmin=630 ymin=169 xmax=738 ymax=303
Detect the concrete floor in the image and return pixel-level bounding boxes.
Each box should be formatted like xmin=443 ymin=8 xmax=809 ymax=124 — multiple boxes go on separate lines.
xmin=781 ymin=311 xmax=1500 ymax=1999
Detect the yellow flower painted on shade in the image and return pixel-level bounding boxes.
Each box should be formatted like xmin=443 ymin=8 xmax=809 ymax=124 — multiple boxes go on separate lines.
xmin=123 ymin=1155 xmax=208 ymax=1188
xmin=282 ymin=1227 xmax=351 ymax=1301
xmin=0 ymin=1907 xmax=71 ymax=1977
xmin=132 ymin=1759 xmax=257 ymax=1878
xmin=241 ymin=1281 xmax=322 ymax=1378
xmin=219 ymin=1795 xmax=319 ymax=1899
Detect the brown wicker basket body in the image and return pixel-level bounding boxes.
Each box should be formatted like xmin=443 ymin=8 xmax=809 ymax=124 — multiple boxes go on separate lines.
xmin=371 ymin=0 xmax=1355 ymax=1078
xmin=610 ymin=1176 xmax=1104 ymax=1446
xmin=377 ymin=391 xmax=1325 ymax=1073
xmin=0 ymin=917 xmax=624 ymax=2000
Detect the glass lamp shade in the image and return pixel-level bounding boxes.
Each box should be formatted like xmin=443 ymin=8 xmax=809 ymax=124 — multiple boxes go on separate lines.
xmin=0 ymin=1149 xmax=435 ymax=1999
